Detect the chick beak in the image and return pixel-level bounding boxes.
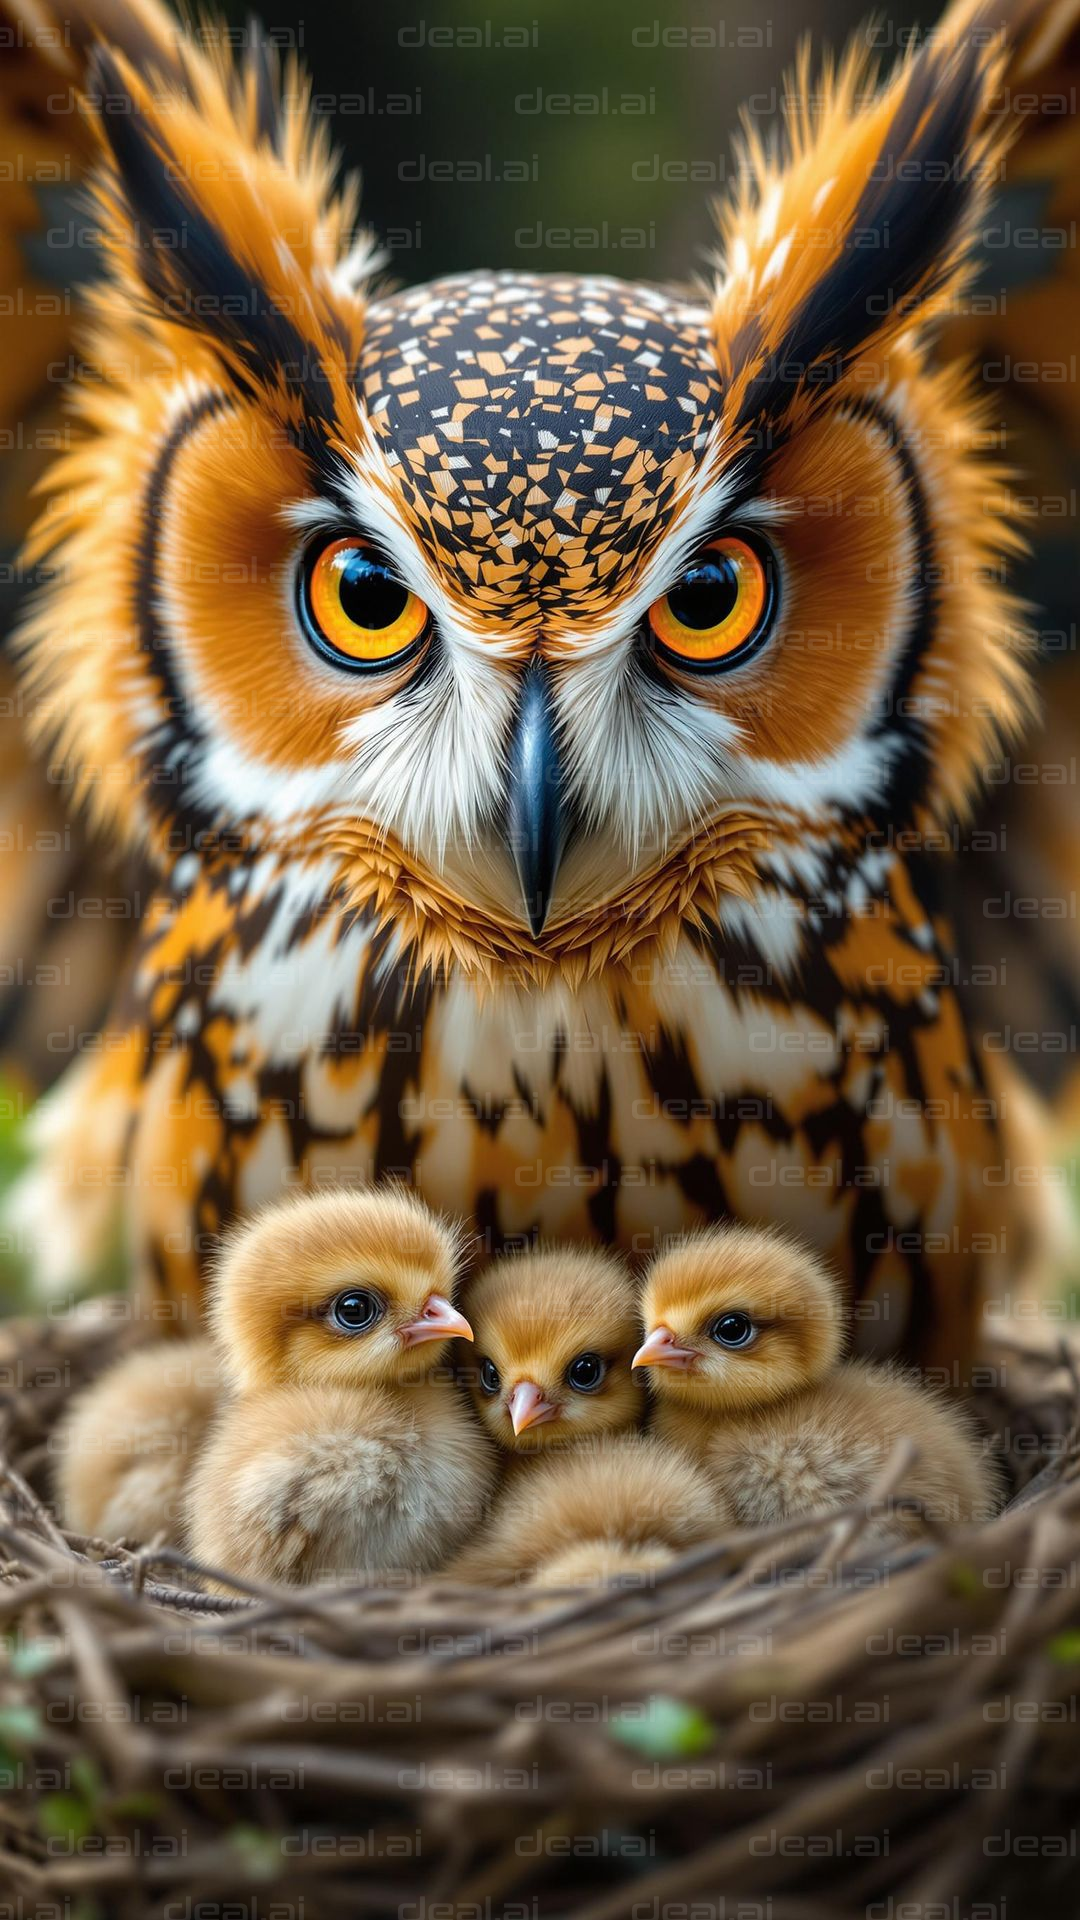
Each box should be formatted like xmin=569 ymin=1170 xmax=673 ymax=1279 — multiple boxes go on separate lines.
xmin=507 ymin=1378 xmax=559 ymax=1436
xmin=506 ymin=659 xmax=567 ymax=939
xmin=632 ymin=1325 xmax=700 ymax=1372
xmin=398 ymin=1294 xmax=474 ymax=1348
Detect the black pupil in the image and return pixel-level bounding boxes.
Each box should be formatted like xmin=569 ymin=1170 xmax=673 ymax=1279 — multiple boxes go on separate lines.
xmin=666 ymin=555 xmax=740 ymax=631
xmin=337 ymin=550 xmax=409 ymax=631
xmin=713 ymin=1312 xmax=753 ymax=1347
xmin=480 ymin=1359 xmax=499 ymax=1393
xmin=334 ymin=1290 xmax=378 ymax=1330
xmin=568 ymin=1353 xmax=603 ymax=1390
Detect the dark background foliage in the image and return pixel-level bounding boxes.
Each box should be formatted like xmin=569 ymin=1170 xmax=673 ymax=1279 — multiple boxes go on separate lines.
xmin=217 ymin=0 xmax=926 ymax=288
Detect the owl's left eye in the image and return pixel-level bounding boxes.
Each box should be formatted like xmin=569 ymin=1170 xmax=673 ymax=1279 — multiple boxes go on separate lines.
xmin=647 ymin=531 xmax=776 ymax=672
xmin=299 ymin=534 xmax=431 ymax=672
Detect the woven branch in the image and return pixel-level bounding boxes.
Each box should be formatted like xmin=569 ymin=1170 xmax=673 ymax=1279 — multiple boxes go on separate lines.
xmin=1 ymin=1301 xmax=1078 ymax=1914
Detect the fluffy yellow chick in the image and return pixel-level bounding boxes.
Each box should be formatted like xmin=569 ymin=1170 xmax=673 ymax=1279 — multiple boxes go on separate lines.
xmin=447 ymin=1435 xmax=720 ymax=1587
xmin=635 ymin=1226 xmax=1002 ymax=1534
xmin=185 ymin=1188 xmax=496 ymax=1586
xmin=462 ymin=1247 xmax=644 ymax=1457
xmin=55 ymin=1337 xmax=221 ymax=1544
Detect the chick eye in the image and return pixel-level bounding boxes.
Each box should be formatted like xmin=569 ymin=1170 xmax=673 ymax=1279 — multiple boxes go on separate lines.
xmin=708 ymin=1311 xmax=756 ymax=1349
xmin=299 ymin=534 xmax=430 ymax=672
xmin=647 ymin=532 xmax=775 ymax=671
xmin=329 ymin=1288 xmax=384 ymax=1333
xmin=478 ymin=1358 xmax=501 ymax=1395
xmin=566 ymin=1351 xmax=606 ymax=1393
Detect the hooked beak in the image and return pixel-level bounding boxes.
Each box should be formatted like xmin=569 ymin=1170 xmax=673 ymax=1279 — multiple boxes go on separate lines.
xmin=507 ymin=1378 xmax=559 ymax=1435
xmin=399 ymin=1294 xmax=474 ymax=1348
xmin=632 ymin=1325 xmax=700 ymax=1372
xmin=506 ymin=659 xmax=568 ymax=938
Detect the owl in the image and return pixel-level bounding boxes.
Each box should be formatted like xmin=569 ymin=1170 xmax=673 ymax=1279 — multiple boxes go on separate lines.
xmin=2 ymin=0 xmax=1077 ymax=1368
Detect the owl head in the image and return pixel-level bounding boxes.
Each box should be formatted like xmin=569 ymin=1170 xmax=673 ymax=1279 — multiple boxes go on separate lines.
xmin=20 ymin=20 xmax=1031 ymax=988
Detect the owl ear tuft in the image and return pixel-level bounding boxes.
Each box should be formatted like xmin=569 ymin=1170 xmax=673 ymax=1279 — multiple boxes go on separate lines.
xmin=787 ymin=35 xmax=992 ymax=367
xmin=86 ymin=41 xmax=370 ymax=456
xmin=714 ymin=24 xmax=1009 ymax=426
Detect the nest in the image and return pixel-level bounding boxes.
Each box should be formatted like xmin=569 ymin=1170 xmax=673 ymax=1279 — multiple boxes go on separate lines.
xmin=1 ymin=1302 xmax=1079 ymax=1917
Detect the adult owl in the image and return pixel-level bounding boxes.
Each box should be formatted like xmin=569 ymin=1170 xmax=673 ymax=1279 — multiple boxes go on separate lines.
xmin=2 ymin=0 xmax=1077 ymax=1367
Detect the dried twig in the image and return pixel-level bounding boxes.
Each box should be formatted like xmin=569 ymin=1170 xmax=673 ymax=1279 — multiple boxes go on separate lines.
xmin=0 ymin=1305 xmax=1076 ymax=1912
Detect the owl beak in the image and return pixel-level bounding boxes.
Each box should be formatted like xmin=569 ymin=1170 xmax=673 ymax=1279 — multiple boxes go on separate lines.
xmin=506 ymin=660 xmax=567 ymax=938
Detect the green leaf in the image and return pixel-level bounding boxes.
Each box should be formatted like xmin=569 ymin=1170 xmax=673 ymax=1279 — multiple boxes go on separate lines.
xmin=70 ymin=1754 xmax=103 ymax=1806
xmin=0 ymin=1704 xmax=41 ymax=1745
xmin=610 ymin=1695 xmax=716 ymax=1758
xmin=1047 ymin=1630 xmax=1080 ymax=1664
xmin=38 ymin=1794 xmax=95 ymax=1845
xmin=0 ymin=1742 xmax=22 ymax=1788
xmin=0 ymin=1072 xmax=30 ymax=1172
xmin=229 ymin=1825 xmax=282 ymax=1881
xmin=946 ymin=1561 xmax=981 ymax=1600
xmin=10 ymin=1640 xmax=58 ymax=1680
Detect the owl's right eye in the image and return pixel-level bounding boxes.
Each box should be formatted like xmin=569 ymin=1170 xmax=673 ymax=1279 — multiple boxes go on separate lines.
xmin=328 ymin=1287 xmax=384 ymax=1333
xmin=298 ymin=534 xmax=431 ymax=672
xmin=478 ymin=1358 xmax=501 ymax=1395
xmin=647 ymin=532 xmax=776 ymax=672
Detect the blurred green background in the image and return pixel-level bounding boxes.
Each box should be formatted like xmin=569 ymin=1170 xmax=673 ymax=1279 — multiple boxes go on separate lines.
xmin=217 ymin=0 xmax=927 ymax=288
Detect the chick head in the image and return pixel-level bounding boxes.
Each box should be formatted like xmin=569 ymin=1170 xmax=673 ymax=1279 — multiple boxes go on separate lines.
xmin=463 ymin=1247 xmax=643 ymax=1453
xmin=210 ymin=1187 xmax=472 ymax=1391
xmin=634 ymin=1225 xmax=845 ymax=1413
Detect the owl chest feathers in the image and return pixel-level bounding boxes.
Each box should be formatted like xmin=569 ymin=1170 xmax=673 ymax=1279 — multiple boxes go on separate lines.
xmin=104 ymin=848 xmax=1002 ymax=1340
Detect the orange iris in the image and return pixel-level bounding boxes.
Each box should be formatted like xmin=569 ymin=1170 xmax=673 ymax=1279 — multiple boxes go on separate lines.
xmin=648 ymin=535 xmax=771 ymax=668
xmin=306 ymin=536 xmax=429 ymax=666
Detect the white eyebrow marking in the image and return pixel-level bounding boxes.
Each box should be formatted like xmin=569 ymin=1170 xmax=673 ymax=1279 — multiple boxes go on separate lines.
xmin=761 ymin=232 xmax=794 ymax=288
xmin=757 ymin=183 xmax=782 ymax=246
xmin=811 ymin=176 xmax=837 ymax=217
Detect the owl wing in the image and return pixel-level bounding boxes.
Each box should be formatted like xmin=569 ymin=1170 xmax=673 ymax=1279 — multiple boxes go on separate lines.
xmin=0 ymin=0 xmax=187 ymax=1101
xmin=936 ymin=0 xmax=1080 ymax=569
xmin=0 ymin=0 xmax=185 ymax=556
xmin=932 ymin=0 xmax=1080 ymax=1140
